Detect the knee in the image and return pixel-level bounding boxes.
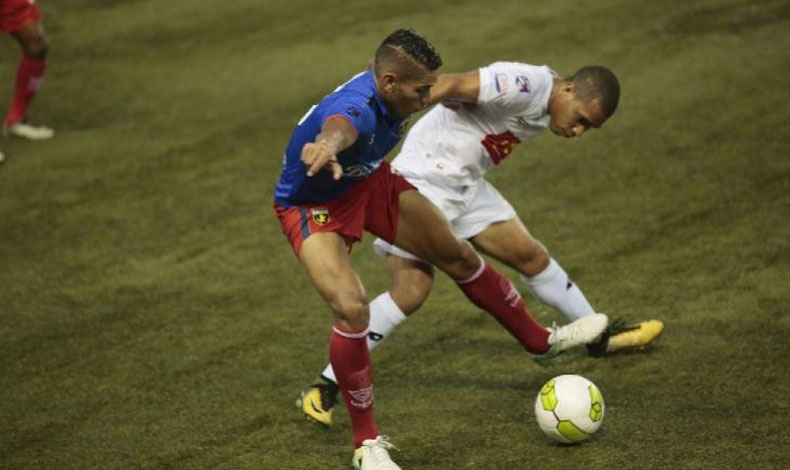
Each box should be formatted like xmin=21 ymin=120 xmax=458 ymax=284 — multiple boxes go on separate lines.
xmin=516 ymin=240 xmax=550 ymax=277
xmin=330 ymin=294 xmax=370 ymax=330
xmin=23 ymin=34 xmax=49 ymax=60
xmin=433 ymin=241 xmax=482 ymax=279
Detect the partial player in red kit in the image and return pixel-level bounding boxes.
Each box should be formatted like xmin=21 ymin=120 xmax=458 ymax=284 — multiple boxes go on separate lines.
xmin=0 ymin=0 xmax=53 ymax=162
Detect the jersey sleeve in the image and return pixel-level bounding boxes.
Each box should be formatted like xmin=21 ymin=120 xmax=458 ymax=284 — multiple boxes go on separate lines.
xmin=477 ymin=63 xmax=549 ymax=116
xmin=318 ymin=94 xmax=376 ymax=138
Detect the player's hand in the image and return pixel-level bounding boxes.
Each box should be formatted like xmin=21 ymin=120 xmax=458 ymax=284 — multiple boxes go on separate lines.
xmin=301 ymin=142 xmax=344 ymax=180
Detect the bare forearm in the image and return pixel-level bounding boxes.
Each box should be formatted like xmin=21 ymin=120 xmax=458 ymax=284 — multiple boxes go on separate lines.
xmin=301 ymin=116 xmax=357 ymax=179
xmin=316 ymin=116 xmax=358 ymax=154
xmin=430 ymin=70 xmax=480 ymax=105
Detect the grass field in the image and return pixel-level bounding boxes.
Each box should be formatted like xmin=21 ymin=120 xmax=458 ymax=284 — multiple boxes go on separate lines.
xmin=2 ymin=0 xmax=790 ymax=468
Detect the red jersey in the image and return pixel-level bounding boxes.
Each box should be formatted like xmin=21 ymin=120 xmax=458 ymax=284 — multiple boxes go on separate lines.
xmin=0 ymin=0 xmax=42 ymax=33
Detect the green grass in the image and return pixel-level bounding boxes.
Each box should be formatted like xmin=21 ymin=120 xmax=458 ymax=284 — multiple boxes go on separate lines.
xmin=1 ymin=0 xmax=789 ymax=468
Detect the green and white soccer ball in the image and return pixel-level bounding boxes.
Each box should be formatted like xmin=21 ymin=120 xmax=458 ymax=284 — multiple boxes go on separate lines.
xmin=534 ymin=374 xmax=605 ymax=443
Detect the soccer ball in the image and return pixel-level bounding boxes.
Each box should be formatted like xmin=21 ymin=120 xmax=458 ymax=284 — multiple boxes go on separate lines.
xmin=534 ymin=374 xmax=605 ymax=443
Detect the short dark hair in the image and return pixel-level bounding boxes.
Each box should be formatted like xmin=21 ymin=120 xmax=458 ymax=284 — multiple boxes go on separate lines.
xmin=569 ymin=66 xmax=620 ymax=118
xmin=375 ymin=28 xmax=442 ymax=74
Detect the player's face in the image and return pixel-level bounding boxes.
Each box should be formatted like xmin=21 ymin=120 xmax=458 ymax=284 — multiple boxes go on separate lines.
xmin=382 ymin=71 xmax=438 ymax=117
xmin=549 ymin=96 xmax=607 ymax=138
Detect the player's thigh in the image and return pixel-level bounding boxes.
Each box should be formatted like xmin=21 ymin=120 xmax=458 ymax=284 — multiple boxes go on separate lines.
xmin=394 ymin=189 xmax=478 ymax=278
xmin=299 ymin=232 xmax=369 ymax=328
xmin=387 ymin=254 xmax=435 ymax=315
xmin=453 ymin=178 xmax=517 ymax=240
xmin=469 ymin=218 xmax=549 ymax=275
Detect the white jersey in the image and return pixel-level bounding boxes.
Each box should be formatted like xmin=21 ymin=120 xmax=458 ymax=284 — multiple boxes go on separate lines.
xmin=392 ymin=62 xmax=555 ymax=188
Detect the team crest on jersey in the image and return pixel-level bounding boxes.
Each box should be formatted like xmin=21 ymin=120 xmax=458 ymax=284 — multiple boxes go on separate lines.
xmin=312 ymin=208 xmax=330 ymax=225
xmin=481 ymin=131 xmax=521 ymax=165
xmin=515 ymin=75 xmax=530 ymax=93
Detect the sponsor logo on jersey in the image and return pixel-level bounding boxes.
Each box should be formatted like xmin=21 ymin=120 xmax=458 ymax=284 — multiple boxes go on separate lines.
xmin=494 ymin=73 xmax=510 ymax=94
xmin=344 ymin=160 xmax=381 ymax=178
xmin=311 ymin=208 xmax=330 ymax=225
xmin=515 ymin=75 xmax=531 ymax=93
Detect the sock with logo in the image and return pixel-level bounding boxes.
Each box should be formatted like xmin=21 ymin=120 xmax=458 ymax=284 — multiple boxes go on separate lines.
xmin=522 ymin=258 xmax=595 ymax=321
xmin=457 ymin=259 xmax=551 ymax=354
xmin=5 ymin=56 xmax=46 ymax=127
xmin=330 ymin=325 xmax=379 ymax=447
xmin=321 ymin=292 xmax=407 ymax=384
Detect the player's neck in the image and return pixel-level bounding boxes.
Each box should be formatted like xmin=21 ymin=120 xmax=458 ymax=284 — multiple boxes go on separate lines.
xmin=547 ymin=77 xmax=566 ymax=113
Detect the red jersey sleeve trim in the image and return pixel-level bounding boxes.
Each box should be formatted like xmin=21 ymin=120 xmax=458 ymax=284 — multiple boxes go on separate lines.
xmin=324 ymin=114 xmax=359 ymax=140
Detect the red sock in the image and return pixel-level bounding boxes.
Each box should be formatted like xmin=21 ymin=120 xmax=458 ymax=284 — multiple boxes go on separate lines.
xmin=330 ymin=325 xmax=378 ymax=447
xmin=5 ymin=56 xmax=47 ymax=127
xmin=457 ymin=261 xmax=551 ymax=354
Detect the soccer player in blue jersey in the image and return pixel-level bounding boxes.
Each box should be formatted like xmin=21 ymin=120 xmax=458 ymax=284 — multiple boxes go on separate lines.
xmin=273 ymin=29 xmax=608 ymax=470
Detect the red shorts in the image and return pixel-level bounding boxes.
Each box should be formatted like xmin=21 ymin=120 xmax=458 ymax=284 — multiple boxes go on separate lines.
xmin=0 ymin=0 xmax=42 ymax=33
xmin=274 ymin=160 xmax=416 ymax=258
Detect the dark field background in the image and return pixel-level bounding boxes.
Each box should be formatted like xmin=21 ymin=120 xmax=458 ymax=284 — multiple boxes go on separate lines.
xmin=2 ymin=0 xmax=789 ymax=469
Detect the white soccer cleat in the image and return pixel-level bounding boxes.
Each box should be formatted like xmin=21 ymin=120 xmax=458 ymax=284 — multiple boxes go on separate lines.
xmin=549 ymin=313 xmax=609 ymax=351
xmin=533 ymin=313 xmax=609 ymax=367
xmin=5 ymin=121 xmax=55 ymax=140
xmin=352 ymin=435 xmax=402 ymax=470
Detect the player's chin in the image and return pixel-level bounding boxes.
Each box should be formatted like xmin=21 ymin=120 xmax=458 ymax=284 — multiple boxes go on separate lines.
xmin=393 ymin=106 xmax=413 ymax=118
xmin=552 ymin=127 xmax=575 ymax=138
xmin=406 ymin=102 xmax=427 ymax=115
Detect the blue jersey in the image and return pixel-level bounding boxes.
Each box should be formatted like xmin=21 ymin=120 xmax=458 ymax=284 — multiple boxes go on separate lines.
xmin=274 ymin=71 xmax=405 ymax=206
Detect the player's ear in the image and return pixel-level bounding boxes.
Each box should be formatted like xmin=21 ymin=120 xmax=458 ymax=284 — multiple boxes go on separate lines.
xmin=380 ymin=72 xmax=397 ymax=94
xmin=561 ymin=80 xmax=576 ymax=99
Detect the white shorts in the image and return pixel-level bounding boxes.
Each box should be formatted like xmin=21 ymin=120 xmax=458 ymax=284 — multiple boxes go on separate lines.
xmin=373 ymin=175 xmax=517 ymax=261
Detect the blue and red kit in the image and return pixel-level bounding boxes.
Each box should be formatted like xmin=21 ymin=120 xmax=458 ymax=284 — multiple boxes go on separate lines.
xmin=273 ymin=70 xmax=416 ymax=256
xmin=275 ymin=70 xmax=406 ymax=206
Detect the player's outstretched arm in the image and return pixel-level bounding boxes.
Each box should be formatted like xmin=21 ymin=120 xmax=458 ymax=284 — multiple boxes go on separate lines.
xmin=429 ymin=70 xmax=480 ymax=105
xmin=301 ymin=116 xmax=358 ymax=179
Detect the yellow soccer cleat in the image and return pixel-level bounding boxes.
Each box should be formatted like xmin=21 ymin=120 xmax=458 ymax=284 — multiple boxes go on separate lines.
xmin=607 ymin=319 xmax=664 ymax=352
xmin=586 ymin=318 xmax=664 ymax=356
xmin=296 ymin=378 xmax=338 ymax=427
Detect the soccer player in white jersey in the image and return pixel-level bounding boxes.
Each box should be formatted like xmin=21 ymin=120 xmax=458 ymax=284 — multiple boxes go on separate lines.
xmin=298 ymin=62 xmax=663 ymax=427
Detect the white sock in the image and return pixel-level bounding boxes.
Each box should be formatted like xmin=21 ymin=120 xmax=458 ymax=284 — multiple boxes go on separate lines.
xmin=522 ymin=258 xmax=595 ymax=321
xmin=321 ymin=292 xmax=407 ymax=384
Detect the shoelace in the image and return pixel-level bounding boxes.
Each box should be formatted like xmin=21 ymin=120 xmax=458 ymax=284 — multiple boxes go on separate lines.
xmin=366 ymin=435 xmax=399 ymax=462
